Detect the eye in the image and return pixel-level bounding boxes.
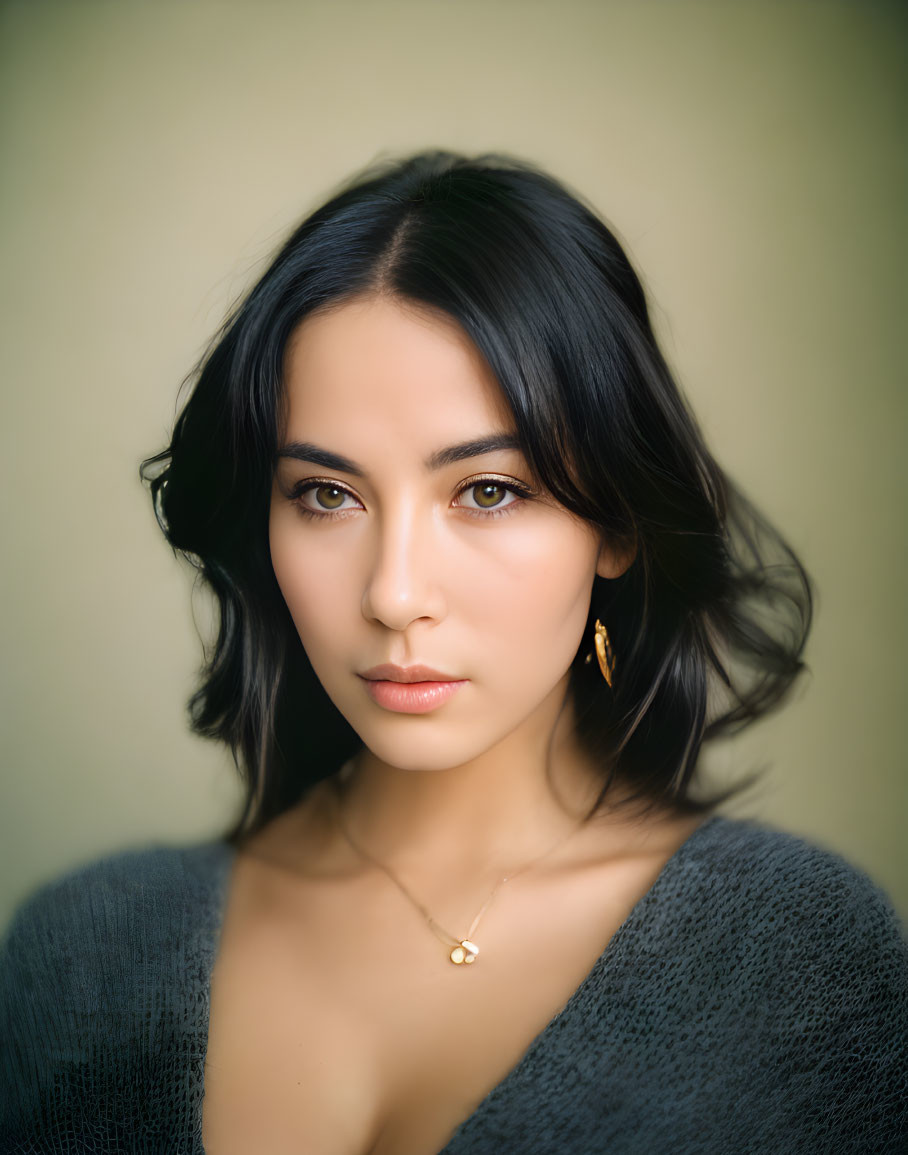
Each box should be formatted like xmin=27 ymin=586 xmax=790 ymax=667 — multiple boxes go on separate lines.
xmin=467 ymin=482 xmax=511 ymax=509
xmin=310 ymin=485 xmax=349 ymax=510
xmin=454 ymin=477 xmax=531 ymax=515
xmin=291 ymin=481 xmax=363 ymax=516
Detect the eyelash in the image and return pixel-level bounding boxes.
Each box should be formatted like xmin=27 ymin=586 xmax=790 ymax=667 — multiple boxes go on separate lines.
xmin=286 ymin=475 xmax=535 ymax=521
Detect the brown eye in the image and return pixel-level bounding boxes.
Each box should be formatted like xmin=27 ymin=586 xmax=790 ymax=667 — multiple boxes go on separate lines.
xmin=472 ymin=483 xmax=507 ymax=508
xmin=314 ymin=485 xmax=347 ymax=510
xmin=291 ymin=480 xmax=363 ymax=517
xmin=454 ymin=478 xmax=529 ymax=515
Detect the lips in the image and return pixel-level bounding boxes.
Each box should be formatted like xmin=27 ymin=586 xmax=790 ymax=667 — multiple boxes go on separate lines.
xmin=359 ymin=663 xmax=459 ymax=684
xmin=358 ymin=664 xmax=467 ymax=714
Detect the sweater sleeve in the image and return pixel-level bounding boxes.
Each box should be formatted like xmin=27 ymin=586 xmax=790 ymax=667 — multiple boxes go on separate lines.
xmin=0 ymin=844 xmax=229 ymax=1155
xmin=757 ymin=837 xmax=908 ymax=1153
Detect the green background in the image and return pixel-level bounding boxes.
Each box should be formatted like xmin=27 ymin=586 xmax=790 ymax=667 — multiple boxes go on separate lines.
xmin=1 ymin=0 xmax=905 ymax=924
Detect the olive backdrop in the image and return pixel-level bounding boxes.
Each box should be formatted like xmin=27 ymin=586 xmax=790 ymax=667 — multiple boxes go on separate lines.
xmin=1 ymin=0 xmax=905 ymax=924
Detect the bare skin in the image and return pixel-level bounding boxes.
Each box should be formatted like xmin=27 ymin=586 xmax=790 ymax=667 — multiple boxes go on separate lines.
xmin=201 ymin=295 xmax=704 ymax=1152
xmin=202 ymin=780 xmax=703 ymax=1155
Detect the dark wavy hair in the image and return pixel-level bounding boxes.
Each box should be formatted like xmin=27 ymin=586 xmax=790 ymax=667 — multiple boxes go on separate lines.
xmin=142 ymin=150 xmax=812 ymax=839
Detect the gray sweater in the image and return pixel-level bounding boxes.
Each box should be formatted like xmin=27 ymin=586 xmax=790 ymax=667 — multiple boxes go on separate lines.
xmin=1 ymin=816 xmax=905 ymax=1153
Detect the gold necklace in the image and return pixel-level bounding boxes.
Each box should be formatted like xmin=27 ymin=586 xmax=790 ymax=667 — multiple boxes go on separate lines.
xmin=331 ymin=777 xmax=585 ymax=966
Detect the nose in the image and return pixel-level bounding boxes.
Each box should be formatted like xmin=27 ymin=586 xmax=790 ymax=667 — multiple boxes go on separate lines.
xmin=360 ymin=502 xmax=447 ymax=632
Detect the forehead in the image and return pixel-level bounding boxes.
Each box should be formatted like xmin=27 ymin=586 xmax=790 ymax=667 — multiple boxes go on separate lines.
xmin=281 ymin=295 xmax=514 ymax=449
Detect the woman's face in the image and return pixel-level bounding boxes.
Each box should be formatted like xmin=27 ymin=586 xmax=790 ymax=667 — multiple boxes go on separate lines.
xmin=270 ymin=295 xmax=620 ymax=774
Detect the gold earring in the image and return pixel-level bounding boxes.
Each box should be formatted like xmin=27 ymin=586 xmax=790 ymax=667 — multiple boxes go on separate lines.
xmin=593 ymin=619 xmax=615 ymax=687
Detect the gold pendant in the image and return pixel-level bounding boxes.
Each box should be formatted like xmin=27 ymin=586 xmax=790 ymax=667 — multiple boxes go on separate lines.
xmin=449 ymin=939 xmax=479 ymax=965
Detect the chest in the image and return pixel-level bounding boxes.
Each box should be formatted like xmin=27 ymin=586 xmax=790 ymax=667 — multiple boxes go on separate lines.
xmin=200 ymin=854 xmax=662 ymax=1155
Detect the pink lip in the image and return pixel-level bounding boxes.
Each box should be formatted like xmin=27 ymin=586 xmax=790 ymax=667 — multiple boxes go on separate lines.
xmin=360 ymin=663 xmax=458 ymax=684
xmin=358 ymin=665 xmax=467 ymax=715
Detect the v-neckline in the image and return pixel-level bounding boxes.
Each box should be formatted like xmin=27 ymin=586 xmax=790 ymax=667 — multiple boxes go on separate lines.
xmin=436 ymin=813 xmax=721 ymax=1151
xmin=191 ymin=814 xmax=723 ymax=1154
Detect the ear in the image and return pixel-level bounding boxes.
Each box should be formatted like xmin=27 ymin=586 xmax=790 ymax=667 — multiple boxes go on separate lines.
xmin=595 ymin=537 xmax=636 ymax=580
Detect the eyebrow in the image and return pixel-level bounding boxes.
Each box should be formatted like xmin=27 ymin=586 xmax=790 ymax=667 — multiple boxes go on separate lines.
xmin=275 ymin=434 xmax=522 ymax=476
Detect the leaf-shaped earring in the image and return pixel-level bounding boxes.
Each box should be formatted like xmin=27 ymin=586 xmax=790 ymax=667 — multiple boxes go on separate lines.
xmin=593 ymin=619 xmax=616 ymax=687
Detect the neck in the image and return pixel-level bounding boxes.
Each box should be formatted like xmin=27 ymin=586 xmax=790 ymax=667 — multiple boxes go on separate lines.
xmin=331 ymin=683 xmax=604 ymax=883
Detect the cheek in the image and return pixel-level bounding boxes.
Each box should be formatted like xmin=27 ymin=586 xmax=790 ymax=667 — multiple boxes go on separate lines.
xmin=456 ymin=520 xmax=598 ymax=656
xmin=268 ymin=510 xmax=354 ymax=648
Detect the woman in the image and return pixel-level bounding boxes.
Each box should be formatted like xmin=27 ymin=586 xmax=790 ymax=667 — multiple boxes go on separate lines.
xmin=2 ymin=152 xmax=904 ymax=1154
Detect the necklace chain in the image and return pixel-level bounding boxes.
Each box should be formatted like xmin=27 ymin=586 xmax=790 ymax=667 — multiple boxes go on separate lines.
xmin=330 ymin=774 xmax=585 ymax=965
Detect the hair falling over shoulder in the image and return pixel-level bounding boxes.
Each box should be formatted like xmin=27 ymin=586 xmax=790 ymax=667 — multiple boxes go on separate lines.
xmin=141 ymin=151 xmax=812 ymax=838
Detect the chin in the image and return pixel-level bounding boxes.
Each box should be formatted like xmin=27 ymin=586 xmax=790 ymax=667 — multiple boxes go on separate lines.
xmin=352 ymin=721 xmax=494 ymax=775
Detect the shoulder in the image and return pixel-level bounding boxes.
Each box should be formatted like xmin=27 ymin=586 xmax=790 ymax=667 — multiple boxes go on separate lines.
xmin=1 ymin=840 xmax=235 ymax=1020
xmin=664 ymin=815 xmax=907 ymax=989
xmin=1 ymin=840 xmax=233 ymax=974
xmin=658 ymin=817 xmax=907 ymax=1148
xmin=672 ymin=814 xmax=903 ymax=937
xmin=14 ymin=838 xmax=234 ymax=915
xmin=0 ymin=841 xmax=234 ymax=1143
xmin=589 ymin=817 xmax=907 ymax=1151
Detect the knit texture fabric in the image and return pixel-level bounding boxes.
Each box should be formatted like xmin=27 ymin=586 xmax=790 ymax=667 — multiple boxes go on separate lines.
xmin=1 ymin=817 xmax=905 ymax=1153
